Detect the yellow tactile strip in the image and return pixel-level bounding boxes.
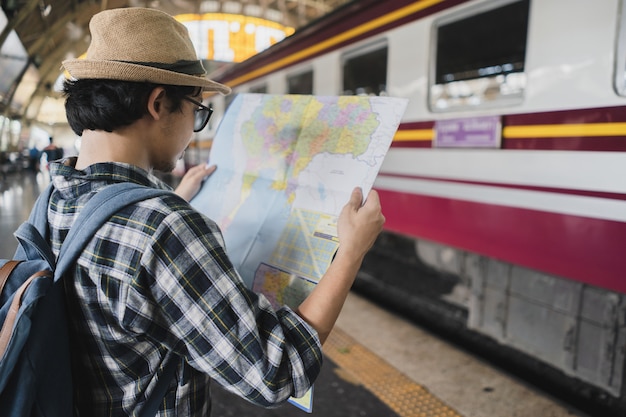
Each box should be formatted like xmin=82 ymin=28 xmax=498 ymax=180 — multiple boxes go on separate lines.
xmin=324 ymin=328 xmax=463 ymax=417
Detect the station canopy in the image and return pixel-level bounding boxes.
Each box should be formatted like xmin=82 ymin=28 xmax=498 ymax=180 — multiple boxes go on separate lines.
xmin=0 ymin=0 xmax=351 ymax=124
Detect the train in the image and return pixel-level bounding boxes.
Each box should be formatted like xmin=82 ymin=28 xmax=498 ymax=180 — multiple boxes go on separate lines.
xmin=196 ymin=0 xmax=626 ymax=413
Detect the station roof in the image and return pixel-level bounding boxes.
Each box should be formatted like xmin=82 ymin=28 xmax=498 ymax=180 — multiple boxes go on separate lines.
xmin=0 ymin=0 xmax=351 ymax=124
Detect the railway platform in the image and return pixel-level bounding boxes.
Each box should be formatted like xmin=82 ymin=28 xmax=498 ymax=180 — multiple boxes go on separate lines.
xmin=209 ymin=291 xmax=592 ymax=417
xmin=0 ymin=170 xmax=592 ymax=417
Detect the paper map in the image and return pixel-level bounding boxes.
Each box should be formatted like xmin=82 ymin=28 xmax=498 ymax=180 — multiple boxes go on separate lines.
xmin=190 ymin=93 xmax=407 ymax=411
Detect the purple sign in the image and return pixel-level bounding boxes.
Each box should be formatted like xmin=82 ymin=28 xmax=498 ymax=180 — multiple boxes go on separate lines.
xmin=434 ymin=116 xmax=501 ymax=148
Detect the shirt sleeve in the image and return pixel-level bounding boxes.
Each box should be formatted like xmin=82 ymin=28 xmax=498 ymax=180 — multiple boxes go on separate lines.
xmin=122 ymin=205 xmax=323 ymax=406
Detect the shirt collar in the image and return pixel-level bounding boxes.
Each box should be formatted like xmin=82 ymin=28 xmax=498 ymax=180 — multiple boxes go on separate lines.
xmin=49 ymin=157 xmax=171 ymax=199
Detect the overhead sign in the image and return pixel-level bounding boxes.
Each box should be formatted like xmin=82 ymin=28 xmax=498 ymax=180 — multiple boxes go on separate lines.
xmin=176 ymin=13 xmax=294 ymax=63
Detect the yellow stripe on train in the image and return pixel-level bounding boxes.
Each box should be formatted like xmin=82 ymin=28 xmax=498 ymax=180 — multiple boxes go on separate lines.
xmin=392 ymin=122 xmax=626 ymax=143
xmin=393 ymin=129 xmax=434 ymax=142
xmin=503 ymin=123 xmax=626 ymax=138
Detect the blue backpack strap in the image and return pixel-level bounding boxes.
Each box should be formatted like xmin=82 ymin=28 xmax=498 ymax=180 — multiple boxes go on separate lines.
xmin=54 ymin=183 xmax=175 ymax=280
xmin=14 ymin=222 xmax=56 ymax=267
xmin=14 ymin=183 xmax=174 ymax=278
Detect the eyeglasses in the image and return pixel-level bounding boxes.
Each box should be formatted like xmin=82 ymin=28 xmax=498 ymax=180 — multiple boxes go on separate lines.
xmin=183 ymin=96 xmax=213 ymax=132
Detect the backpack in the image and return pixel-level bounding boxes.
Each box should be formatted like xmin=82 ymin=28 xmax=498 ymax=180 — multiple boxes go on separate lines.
xmin=0 ymin=182 xmax=178 ymax=417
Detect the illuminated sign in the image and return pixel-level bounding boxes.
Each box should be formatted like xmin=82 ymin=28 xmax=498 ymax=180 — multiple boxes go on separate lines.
xmin=176 ymin=13 xmax=294 ymax=63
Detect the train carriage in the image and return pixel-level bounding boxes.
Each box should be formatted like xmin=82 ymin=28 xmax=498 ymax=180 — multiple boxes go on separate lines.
xmin=200 ymin=0 xmax=626 ymax=412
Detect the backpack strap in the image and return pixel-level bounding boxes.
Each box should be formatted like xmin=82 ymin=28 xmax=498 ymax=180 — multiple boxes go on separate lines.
xmin=14 ymin=183 xmax=176 ymax=277
xmin=0 ymin=270 xmax=52 ymax=356
xmin=14 ymin=221 xmax=56 ymax=267
xmin=55 ymin=183 xmax=177 ymax=280
xmin=139 ymin=358 xmax=178 ymax=417
xmin=0 ymin=261 xmax=21 ymax=294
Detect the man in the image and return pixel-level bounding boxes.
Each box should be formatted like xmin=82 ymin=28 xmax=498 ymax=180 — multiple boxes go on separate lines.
xmin=56 ymin=7 xmax=384 ymax=416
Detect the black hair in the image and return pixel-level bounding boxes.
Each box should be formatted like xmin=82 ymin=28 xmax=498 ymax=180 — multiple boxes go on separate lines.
xmin=63 ymin=79 xmax=199 ymax=136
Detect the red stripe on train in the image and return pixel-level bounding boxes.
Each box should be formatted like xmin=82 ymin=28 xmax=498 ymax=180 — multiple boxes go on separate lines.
xmin=503 ymin=137 xmax=626 ymax=151
xmin=376 ymin=188 xmax=626 ymax=294
xmin=390 ymin=134 xmax=626 ymax=151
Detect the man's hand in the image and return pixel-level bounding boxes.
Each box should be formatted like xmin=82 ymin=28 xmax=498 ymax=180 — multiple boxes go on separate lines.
xmin=336 ymin=187 xmax=385 ymax=261
xmin=174 ymin=164 xmax=217 ymax=202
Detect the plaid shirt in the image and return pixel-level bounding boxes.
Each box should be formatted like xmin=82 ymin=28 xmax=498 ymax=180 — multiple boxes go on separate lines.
xmin=48 ymin=160 xmax=322 ymax=417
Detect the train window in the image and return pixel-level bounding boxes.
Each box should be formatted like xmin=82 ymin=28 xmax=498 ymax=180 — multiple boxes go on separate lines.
xmin=429 ymin=0 xmax=530 ymax=112
xmin=342 ymin=41 xmax=388 ymax=96
xmin=249 ymin=84 xmax=267 ymax=93
xmin=287 ymin=70 xmax=313 ymax=94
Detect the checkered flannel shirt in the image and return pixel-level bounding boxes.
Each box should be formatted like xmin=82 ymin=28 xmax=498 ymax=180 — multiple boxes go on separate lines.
xmin=48 ymin=160 xmax=322 ymax=417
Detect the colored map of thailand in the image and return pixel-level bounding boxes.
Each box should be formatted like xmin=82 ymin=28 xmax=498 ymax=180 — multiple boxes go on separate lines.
xmin=191 ymin=93 xmax=406 ymax=411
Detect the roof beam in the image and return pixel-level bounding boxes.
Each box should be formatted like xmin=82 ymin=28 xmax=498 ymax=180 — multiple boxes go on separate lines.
xmin=0 ymin=0 xmax=40 ymax=48
xmin=27 ymin=2 xmax=101 ymax=56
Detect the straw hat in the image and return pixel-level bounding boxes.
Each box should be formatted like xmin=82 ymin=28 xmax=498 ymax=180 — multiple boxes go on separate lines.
xmin=62 ymin=7 xmax=231 ymax=95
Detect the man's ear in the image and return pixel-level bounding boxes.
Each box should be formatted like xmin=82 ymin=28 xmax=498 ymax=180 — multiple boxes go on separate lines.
xmin=146 ymin=87 xmax=167 ymax=121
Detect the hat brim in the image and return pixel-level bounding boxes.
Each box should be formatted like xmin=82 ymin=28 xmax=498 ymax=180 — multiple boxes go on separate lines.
xmin=62 ymin=59 xmax=231 ymax=95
